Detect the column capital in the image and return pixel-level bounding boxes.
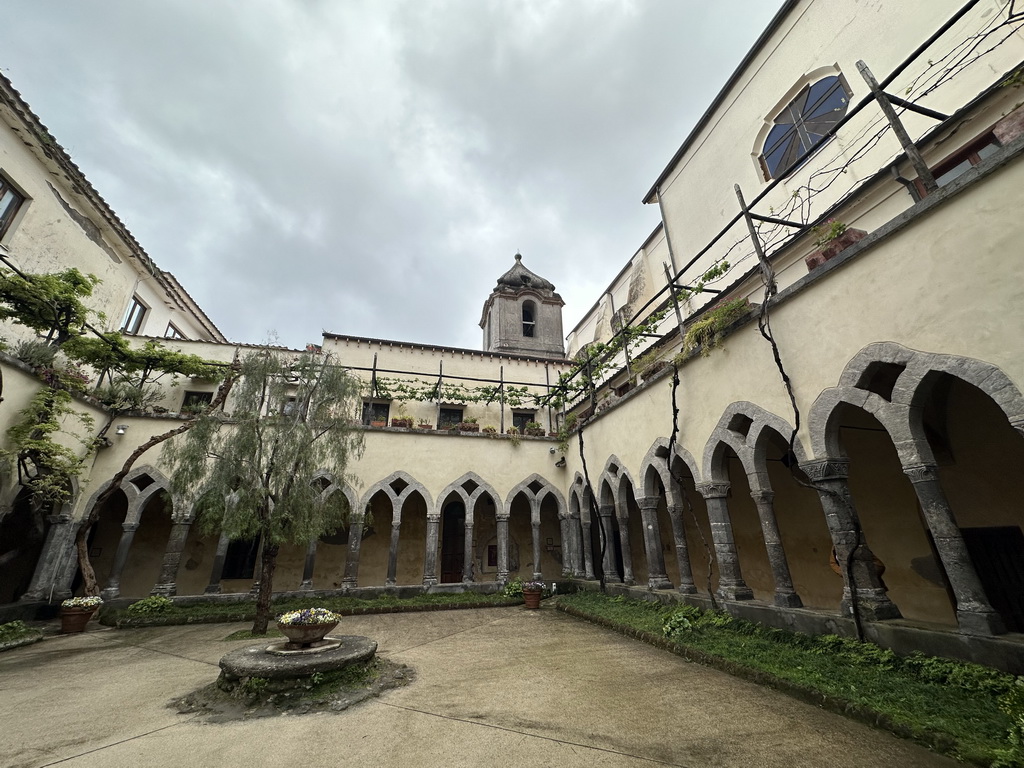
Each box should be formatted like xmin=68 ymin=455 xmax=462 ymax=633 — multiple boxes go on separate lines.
xmin=750 ymin=489 xmax=775 ymax=504
xmin=122 ymin=523 xmax=140 ymax=533
xmin=902 ymin=464 xmax=939 ymax=484
xmin=598 ymin=503 xmax=615 ymax=517
xmin=800 ymin=457 xmax=850 ymax=481
xmin=496 ymin=513 xmax=510 ymax=522
xmin=696 ymin=482 xmax=730 ymax=500
xmin=638 ymin=497 xmax=660 ymax=512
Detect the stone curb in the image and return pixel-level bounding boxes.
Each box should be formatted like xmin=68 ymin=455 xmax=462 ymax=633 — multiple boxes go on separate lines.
xmin=112 ymin=599 xmax=523 ymax=628
xmin=556 ymin=603 xmax=974 ymax=766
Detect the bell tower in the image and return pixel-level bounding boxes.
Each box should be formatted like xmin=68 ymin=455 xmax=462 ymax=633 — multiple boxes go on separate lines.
xmin=479 ymin=253 xmax=565 ymax=358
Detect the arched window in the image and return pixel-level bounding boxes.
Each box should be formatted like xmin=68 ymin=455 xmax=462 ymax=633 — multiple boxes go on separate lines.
xmin=760 ymin=75 xmax=850 ymax=180
xmin=522 ymin=301 xmax=536 ymax=338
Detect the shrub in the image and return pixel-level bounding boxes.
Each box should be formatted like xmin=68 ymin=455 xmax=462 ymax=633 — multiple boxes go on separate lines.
xmin=125 ymin=595 xmax=175 ymax=616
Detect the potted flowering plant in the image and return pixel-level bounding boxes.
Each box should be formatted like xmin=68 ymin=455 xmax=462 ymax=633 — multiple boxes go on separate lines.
xmin=521 ymin=580 xmax=546 ymax=609
xmin=59 ymin=596 xmax=102 ymax=634
xmin=805 ymin=218 xmax=867 ymax=271
xmin=275 ymin=607 xmax=340 ymax=649
xmin=523 ymin=421 xmax=545 ymax=437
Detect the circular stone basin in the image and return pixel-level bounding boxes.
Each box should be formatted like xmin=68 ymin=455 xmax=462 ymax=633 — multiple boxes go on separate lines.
xmin=219 ymin=635 xmax=377 ymax=689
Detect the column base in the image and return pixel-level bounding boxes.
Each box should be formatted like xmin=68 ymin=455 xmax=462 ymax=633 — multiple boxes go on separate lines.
xmin=298 ymin=580 xmax=313 ymax=591
xmin=340 ymin=578 xmax=357 ymax=589
xmin=676 ymin=583 xmax=698 ymax=595
xmin=648 ymin=576 xmax=673 ymax=591
xmin=150 ymin=583 xmax=177 ymax=597
xmin=532 ymin=572 xmax=543 ymax=581
xmin=100 ymin=586 xmax=120 ymax=601
xmin=422 ymin=577 xmax=438 ymax=587
xmin=204 ymin=584 xmax=223 ymax=595
xmin=773 ymin=591 xmax=803 ymax=608
xmin=842 ymin=593 xmax=901 ymax=621
xmin=717 ymin=584 xmax=754 ymax=601
xmin=957 ymin=608 xmax=1006 ymax=636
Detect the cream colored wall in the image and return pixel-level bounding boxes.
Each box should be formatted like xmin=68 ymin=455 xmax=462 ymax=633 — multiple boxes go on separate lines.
xmin=321 ymin=336 xmax=569 ymax=431
xmin=0 ymin=117 xmax=215 ymax=345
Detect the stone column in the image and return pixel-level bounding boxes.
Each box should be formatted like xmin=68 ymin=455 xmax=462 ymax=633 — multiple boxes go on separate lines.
xmin=20 ymin=514 xmax=75 ymax=602
xmin=423 ymin=515 xmax=440 ymax=586
xmin=598 ymin=504 xmax=621 ymax=583
xmin=531 ymin=517 xmax=543 ymax=581
xmin=695 ymin=483 xmax=753 ymax=601
xmin=204 ymin=532 xmax=231 ymax=594
xmin=463 ymin=507 xmax=475 ymax=583
xmin=666 ymin=504 xmax=696 ymax=594
xmin=151 ymin=520 xmax=191 ymax=597
xmin=750 ymin=490 xmax=802 ymax=608
xmin=580 ymin=511 xmax=595 ymax=579
xmin=571 ymin=515 xmax=586 ymax=578
xmin=341 ymin=513 xmax=364 ymax=589
xmin=903 ymin=464 xmax=1004 ymax=635
xmin=801 ymin=459 xmax=900 ymax=620
xmin=557 ymin=515 xmax=571 ymax=576
xmin=100 ymin=522 xmax=139 ymax=600
xmin=496 ymin=514 xmax=510 ymax=584
xmin=615 ymin=511 xmax=636 ymax=586
xmin=385 ymin=520 xmax=401 ymax=587
xmin=298 ymin=538 xmax=317 ymax=591
xmin=638 ymin=498 xmax=672 ymax=590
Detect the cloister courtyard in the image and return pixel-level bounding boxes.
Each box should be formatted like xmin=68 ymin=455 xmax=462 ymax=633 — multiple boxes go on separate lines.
xmin=1 ymin=605 xmax=958 ymax=767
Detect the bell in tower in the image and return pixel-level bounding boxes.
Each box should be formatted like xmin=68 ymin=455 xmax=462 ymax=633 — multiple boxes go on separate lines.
xmin=479 ymin=253 xmax=565 ymax=358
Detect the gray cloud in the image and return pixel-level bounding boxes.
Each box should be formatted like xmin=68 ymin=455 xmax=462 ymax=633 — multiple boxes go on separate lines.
xmin=1 ymin=0 xmax=782 ymax=349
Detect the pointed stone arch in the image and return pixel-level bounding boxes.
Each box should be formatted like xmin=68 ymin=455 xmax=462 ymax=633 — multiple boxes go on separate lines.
xmin=436 ymin=472 xmax=502 ymax=516
xmin=358 ymin=471 xmax=432 ymax=525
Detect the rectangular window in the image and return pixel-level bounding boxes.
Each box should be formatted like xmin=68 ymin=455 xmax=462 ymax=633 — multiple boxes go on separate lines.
xmin=512 ymin=411 xmax=536 ymax=433
xmin=165 ymin=323 xmax=187 ymax=340
xmin=181 ymin=390 xmax=213 ymax=412
xmin=122 ymin=296 xmax=148 ymax=335
xmin=362 ymin=401 xmax=390 ymax=425
xmin=438 ymin=407 xmax=463 ymax=429
xmin=913 ymin=134 xmax=1000 ymax=198
xmin=0 ymin=176 xmax=25 ymax=240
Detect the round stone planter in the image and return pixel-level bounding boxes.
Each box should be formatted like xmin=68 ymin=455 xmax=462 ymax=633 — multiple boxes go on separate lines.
xmin=276 ymin=620 xmax=339 ymax=649
xmin=522 ymin=589 xmax=542 ymax=610
xmin=59 ymin=607 xmax=97 ymax=634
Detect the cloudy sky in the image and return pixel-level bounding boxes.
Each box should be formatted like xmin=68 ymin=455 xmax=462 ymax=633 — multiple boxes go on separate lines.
xmin=1 ymin=1 xmax=782 ymax=350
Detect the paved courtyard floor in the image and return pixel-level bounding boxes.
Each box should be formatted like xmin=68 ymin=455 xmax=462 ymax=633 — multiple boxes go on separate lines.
xmin=1 ymin=605 xmax=958 ymax=767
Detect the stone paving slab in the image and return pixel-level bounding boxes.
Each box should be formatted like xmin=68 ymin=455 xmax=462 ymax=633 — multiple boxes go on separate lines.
xmin=0 ymin=606 xmax=958 ymax=767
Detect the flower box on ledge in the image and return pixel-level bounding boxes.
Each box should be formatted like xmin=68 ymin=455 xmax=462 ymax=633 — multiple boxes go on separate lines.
xmin=805 ymin=228 xmax=867 ymax=271
xmin=390 ymin=418 xmax=413 ymax=429
xmin=369 ymin=420 xmax=387 ymax=428
xmin=457 ymin=422 xmax=480 ymax=433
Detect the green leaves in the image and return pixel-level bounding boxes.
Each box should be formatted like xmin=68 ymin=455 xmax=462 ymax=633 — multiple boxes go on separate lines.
xmin=0 ymin=267 xmax=99 ymax=345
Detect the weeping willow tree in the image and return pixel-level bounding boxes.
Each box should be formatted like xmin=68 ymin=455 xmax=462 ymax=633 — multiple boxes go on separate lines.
xmin=162 ymin=346 xmax=364 ymax=633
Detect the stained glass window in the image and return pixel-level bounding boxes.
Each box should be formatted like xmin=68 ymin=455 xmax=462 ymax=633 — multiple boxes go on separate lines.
xmin=761 ymin=76 xmax=850 ymax=180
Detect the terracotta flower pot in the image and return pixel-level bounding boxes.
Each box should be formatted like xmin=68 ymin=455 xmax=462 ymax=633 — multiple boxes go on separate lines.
xmin=522 ymin=589 xmax=542 ymax=610
xmin=59 ymin=607 xmax=97 ymax=634
xmin=276 ymin=620 xmax=339 ymax=649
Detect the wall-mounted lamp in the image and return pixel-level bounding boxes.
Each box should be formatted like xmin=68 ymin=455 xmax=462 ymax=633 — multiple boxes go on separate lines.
xmin=115 ymin=425 xmax=129 ymax=436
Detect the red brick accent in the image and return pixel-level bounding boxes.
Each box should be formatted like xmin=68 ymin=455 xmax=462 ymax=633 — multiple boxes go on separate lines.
xmin=804 ymin=228 xmax=868 ymax=271
xmin=994 ymin=105 xmax=1024 ymax=145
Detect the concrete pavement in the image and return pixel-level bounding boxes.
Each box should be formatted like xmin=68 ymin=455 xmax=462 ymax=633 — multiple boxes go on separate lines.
xmin=0 ymin=605 xmax=957 ymax=767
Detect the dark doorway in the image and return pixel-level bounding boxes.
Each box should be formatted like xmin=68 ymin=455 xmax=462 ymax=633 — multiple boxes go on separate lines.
xmin=962 ymin=526 xmax=1024 ymax=633
xmin=0 ymin=489 xmax=51 ymax=604
xmin=440 ymin=501 xmax=465 ymax=583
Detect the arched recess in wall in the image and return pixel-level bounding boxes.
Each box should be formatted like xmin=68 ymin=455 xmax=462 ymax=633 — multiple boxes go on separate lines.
xmin=119 ymin=470 xmax=174 ymax=598
xmin=638 ymin=442 xmax=681 ymax=589
xmin=808 ymin=342 xmax=1024 ymax=632
xmin=505 ymin=474 xmax=566 ymax=581
xmin=436 ymin=472 xmax=501 ymax=583
xmin=522 ymin=299 xmax=537 ymax=338
xmin=359 ymin=471 xmax=432 ymax=587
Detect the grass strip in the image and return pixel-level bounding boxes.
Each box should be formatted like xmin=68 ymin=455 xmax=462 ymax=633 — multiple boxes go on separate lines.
xmin=558 ymin=592 xmax=1018 ymax=767
xmin=108 ymin=592 xmax=521 ymax=628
